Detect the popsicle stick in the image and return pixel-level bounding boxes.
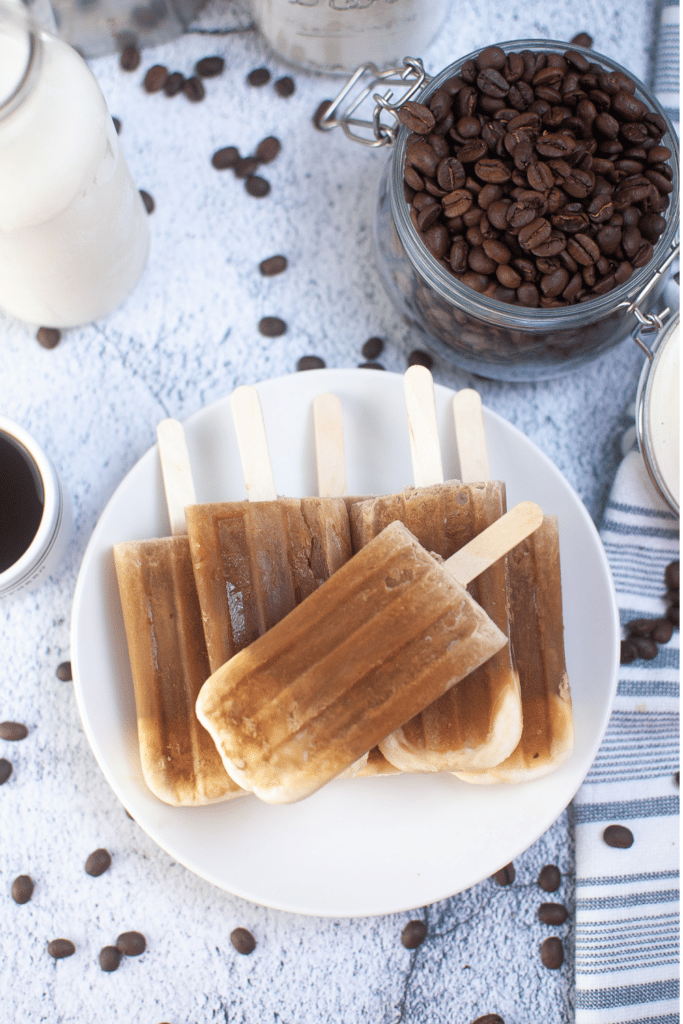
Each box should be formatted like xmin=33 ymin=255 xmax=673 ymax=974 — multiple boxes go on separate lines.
xmin=230 ymin=385 xmax=278 ymax=502
xmin=453 ymin=389 xmax=490 ymax=484
xmin=313 ymin=393 xmax=347 ymax=497
xmin=444 ymin=501 xmax=543 ymax=586
xmin=404 ymin=365 xmax=444 ymax=487
xmin=156 ymin=418 xmax=196 ymax=537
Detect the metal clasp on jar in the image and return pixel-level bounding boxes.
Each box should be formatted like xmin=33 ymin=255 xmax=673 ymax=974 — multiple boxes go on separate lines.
xmin=318 ymin=58 xmax=430 ymax=147
xmin=626 ymin=240 xmax=680 ymax=360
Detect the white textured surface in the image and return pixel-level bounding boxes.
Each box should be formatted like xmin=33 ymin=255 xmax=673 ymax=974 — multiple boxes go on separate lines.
xmin=0 ymin=1 xmax=667 ymax=1021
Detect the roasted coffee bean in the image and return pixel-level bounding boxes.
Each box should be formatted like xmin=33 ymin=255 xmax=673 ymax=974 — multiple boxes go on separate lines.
xmin=665 ymin=561 xmax=679 ymax=591
xmin=639 ymin=213 xmax=667 ymax=242
xmin=362 ymin=337 xmax=384 ymax=359
xmin=496 ymin=264 xmax=522 ymax=288
xmin=437 ymin=157 xmax=466 ymax=191
xmin=247 ymin=67 xmax=270 ymax=87
xmin=626 ymin=617 xmax=657 ymax=637
xmin=538 ymin=902 xmax=569 ymax=925
xmin=0 ymin=759 xmax=12 ymax=784
xmin=0 ymin=721 xmax=28 ymax=741
xmin=143 ymin=65 xmax=168 ymax=93
xmin=119 ymin=44 xmax=141 ymax=72
xmin=449 ymin=237 xmax=468 ymax=273
xmin=492 ymin=862 xmax=515 ymax=886
xmin=417 ymin=203 xmax=441 ymax=231
xmin=140 ymin=190 xmax=154 ymax=214
xmin=37 ymin=326 xmax=61 ymax=349
xmin=297 ymin=355 xmax=326 ymax=371
xmin=423 ymin=223 xmax=449 ymax=258
xmin=652 ymin=618 xmax=674 ymax=644
xmin=234 ymin=157 xmax=260 ymax=179
xmin=230 ymin=927 xmax=256 ymax=954
xmin=56 ymin=661 xmax=72 ymax=681
xmin=116 ymin=930 xmax=147 ymax=956
xmin=603 ymin=824 xmax=634 ymax=848
xmin=475 ymin=158 xmax=511 ymax=184
xmin=398 ymin=101 xmax=435 ymax=134
xmin=458 ymin=140 xmax=488 ymax=163
xmin=48 ymin=938 xmax=75 ymax=959
xmin=99 ymin=946 xmax=122 ymax=972
xmin=163 ymin=71 xmax=185 ymax=97
xmin=195 ymin=56 xmax=224 ymax=78
xmin=259 ymin=255 xmax=287 ymax=276
xmin=443 ymin=189 xmax=473 ymax=218
xmin=468 ymin=246 xmax=497 ymax=274
xmin=245 ymin=176 xmax=270 ymax=198
xmin=401 ymin=920 xmax=427 ymax=949
xmin=407 ymin=349 xmax=434 ymax=369
xmin=212 ymin=146 xmax=239 ymax=170
xmin=538 ymin=864 xmax=561 ymax=892
xmin=11 ymin=875 xmax=34 ymax=904
xmin=408 ymin=141 xmax=439 ymax=177
xmin=571 ymin=32 xmax=593 ymax=48
xmin=183 ymin=76 xmax=205 ymax=102
xmin=255 ymin=136 xmax=281 ymax=164
xmin=85 ymin=848 xmax=112 ymax=877
xmin=259 ymin=316 xmax=286 ymax=337
xmin=517 ymin=282 xmax=540 ymax=306
xmin=540 ymin=936 xmax=564 ymax=969
xmin=274 ymin=76 xmax=295 ymax=97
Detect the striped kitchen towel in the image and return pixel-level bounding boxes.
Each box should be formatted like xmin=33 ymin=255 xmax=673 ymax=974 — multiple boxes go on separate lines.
xmin=573 ymin=449 xmax=680 ymax=1024
xmin=652 ymin=0 xmax=680 ymax=138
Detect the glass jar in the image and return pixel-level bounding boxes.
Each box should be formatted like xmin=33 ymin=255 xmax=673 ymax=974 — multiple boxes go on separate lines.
xmin=0 ymin=0 xmax=150 ymax=328
xmin=324 ymin=40 xmax=680 ymax=381
xmin=635 ymin=312 xmax=679 ymax=516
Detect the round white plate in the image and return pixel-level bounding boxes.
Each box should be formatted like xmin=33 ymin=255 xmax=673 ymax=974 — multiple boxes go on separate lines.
xmin=71 ymin=368 xmax=620 ymax=918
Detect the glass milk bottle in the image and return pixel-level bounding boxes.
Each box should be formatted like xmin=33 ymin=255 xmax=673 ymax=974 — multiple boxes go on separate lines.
xmin=0 ymin=0 xmax=149 ymax=327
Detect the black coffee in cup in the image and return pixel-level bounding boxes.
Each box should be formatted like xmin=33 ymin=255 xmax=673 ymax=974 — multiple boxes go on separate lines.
xmin=0 ymin=432 xmax=44 ymax=572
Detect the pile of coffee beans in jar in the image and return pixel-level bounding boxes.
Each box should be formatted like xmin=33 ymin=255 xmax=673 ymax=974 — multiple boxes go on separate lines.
xmin=399 ymin=45 xmax=674 ymax=308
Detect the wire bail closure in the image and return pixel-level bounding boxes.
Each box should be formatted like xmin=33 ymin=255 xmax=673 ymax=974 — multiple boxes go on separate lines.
xmin=625 ymin=241 xmax=680 ymax=360
xmin=318 ymin=58 xmax=431 ymax=147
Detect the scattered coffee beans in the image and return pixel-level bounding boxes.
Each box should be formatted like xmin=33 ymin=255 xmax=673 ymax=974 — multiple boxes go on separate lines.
xmin=56 ymin=661 xmax=72 ymax=681
xmin=275 ymin=76 xmax=295 ymax=98
xmin=362 ymin=336 xmax=385 ymax=359
xmin=570 ymin=33 xmax=594 ymax=49
xmin=230 ymin=927 xmax=256 ymax=954
xmin=313 ymin=100 xmax=333 ymax=130
xmin=401 ymin=919 xmax=428 ymax=949
xmin=407 ymin=349 xmax=434 ymax=370
xmin=183 ymin=76 xmax=205 ymax=102
xmin=99 ymin=945 xmax=121 ymax=972
xmin=297 ymin=355 xmax=326 ymax=371
xmin=212 ymin=146 xmax=239 ymax=170
xmin=538 ymin=864 xmax=561 ymax=892
xmin=259 ymin=316 xmax=287 ymax=337
xmin=0 ymin=722 xmax=28 ymax=741
xmin=143 ymin=65 xmax=169 ymax=93
xmin=259 ymin=255 xmax=288 ymax=276
xmin=621 ymin=559 xmax=679 ymax=663
xmin=120 ymin=45 xmax=141 ymax=72
xmin=164 ymin=72 xmax=186 ymax=97
xmin=492 ymin=862 xmax=515 ymax=886
xmin=401 ymin=46 xmax=673 ymax=308
xmin=247 ymin=68 xmax=271 ymax=87
xmin=471 ymin=1016 xmax=505 ymax=1024
xmin=48 ymin=938 xmax=76 ymax=959
xmin=116 ymin=930 xmax=147 ymax=956
xmin=11 ymin=875 xmax=34 ymax=904
xmin=140 ymin=190 xmax=155 ymax=215
xmin=195 ymin=56 xmax=225 ymax=78
xmin=538 ymin=902 xmax=569 ymax=925
xmin=0 ymin=758 xmax=12 ymax=784
xmin=85 ymin=848 xmax=112 ymax=877
xmin=36 ymin=327 xmax=61 ymax=349
xmin=540 ymin=935 xmax=564 ymax=969
xmin=603 ymin=823 xmax=634 ymax=848
xmin=245 ymin=176 xmax=270 ymax=198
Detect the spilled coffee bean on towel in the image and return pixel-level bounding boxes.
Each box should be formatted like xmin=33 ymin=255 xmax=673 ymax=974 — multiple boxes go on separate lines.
xmin=400 ymin=46 xmax=673 ymax=307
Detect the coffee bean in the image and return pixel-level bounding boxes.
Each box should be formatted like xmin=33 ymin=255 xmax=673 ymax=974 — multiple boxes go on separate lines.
xmin=195 ymin=56 xmax=224 ymax=78
xmin=212 ymin=146 xmax=239 ymax=170
xmin=11 ymin=875 xmax=34 ymax=904
xmin=116 ymin=931 xmax=146 ymax=956
xmin=56 ymin=661 xmax=72 ymax=681
xmin=407 ymin=350 xmax=434 ymax=370
xmin=362 ymin=336 xmax=384 ymax=360
xmin=0 ymin=759 xmax=12 ymax=784
xmin=258 ymin=317 xmax=287 ymax=337
xmin=0 ymin=722 xmax=28 ymax=741
xmin=632 ymin=636 xmax=658 ymax=660
xmin=230 ymin=927 xmax=256 ymax=954
xmin=119 ymin=45 xmax=141 ymax=72
xmin=401 ymin=920 xmax=427 ymax=949
xmin=99 ymin=946 xmax=121 ymax=972
xmin=538 ymin=902 xmax=568 ymax=925
xmin=234 ymin=157 xmax=260 ymax=179
xmin=247 ymin=67 xmax=270 ymax=87
xmin=312 ymin=100 xmax=332 ymax=131
xmin=398 ymin=101 xmax=436 ymax=134
xmin=620 ymin=638 xmax=638 ymax=663
xmin=259 ymin=255 xmax=288 ymax=276
xmin=471 ymin=1016 xmax=505 ymax=1024
xmin=626 ymin=617 xmax=657 ymax=637
xmin=255 ymin=136 xmax=281 ymax=164
xmin=603 ymin=824 xmax=634 ymax=848
xmin=570 ymin=32 xmax=593 ymax=49
xmin=37 ymin=327 xmax=61 ymax=349
xmin=245 ymin=176 xmax=270 ymax=198
xmin=164 ymin=72 xmax=185 ymax=97
xmin=140 ymin=190 xmax=154 ymax=214
xmin=665 ymin=561 xmax=679 ymax=590
xmin=538 ymin=864 xmax=561 ymax=892
xmin=85 ymin=848 xmax=112 ymax=877
xmin=297 ymin=355 xmax=325 ymax=371
xmin=652 ymin=617 xmax=674 ymax=645
xmin=540 ymin=936 xmax=564 ymax=969
xmin=184 ymin=76 xmax=205 ymax=102
xmin=48 ymin=938 xmax=75 ymax=959
xmin=274 ymin=76 xmax=295 ymax=97
xmin=492 ymin=862 xmax=515 ymax=886
xmin=143 ymin=65 xmax=168 ymax=93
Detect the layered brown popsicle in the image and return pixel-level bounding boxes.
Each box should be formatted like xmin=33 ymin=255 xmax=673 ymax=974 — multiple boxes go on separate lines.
xmin=196 ymin=502 xmax=542 ymax=804
xmin=351 ymin=368 xmax=523 ymax=773
xmin=113 ymin=419 xmax=243 ymax=806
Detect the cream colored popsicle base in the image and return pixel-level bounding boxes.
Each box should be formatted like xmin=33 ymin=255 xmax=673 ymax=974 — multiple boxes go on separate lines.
xmin=196 ymin=520 xmax=507 ymax=804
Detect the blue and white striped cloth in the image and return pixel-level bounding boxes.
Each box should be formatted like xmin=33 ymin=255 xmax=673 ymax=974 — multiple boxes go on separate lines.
xmin=652 ymin=0 xmax=680 ymax=138
xmin=573 ymin=450 xmax=680 ymax=1023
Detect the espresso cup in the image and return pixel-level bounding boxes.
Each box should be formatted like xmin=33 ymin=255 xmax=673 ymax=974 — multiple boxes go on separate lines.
xmin=0 ymin=415 xmax=72 ymax=597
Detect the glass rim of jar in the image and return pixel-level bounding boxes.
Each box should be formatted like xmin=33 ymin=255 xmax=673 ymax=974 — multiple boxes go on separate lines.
xmin=390 ymin=38 xmax=680 ymax=332
xmin=0 ymin=0 xmax=43 ymax=122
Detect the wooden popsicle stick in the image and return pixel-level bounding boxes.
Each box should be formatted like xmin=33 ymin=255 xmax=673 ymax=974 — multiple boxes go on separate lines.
xmin=404 ymin=364 xmax=444 ymax=488
xmin=230 ymin=385 xmax=278 ymax=502
xmin=156 ymin=418 xmax=196 ymax=537
xmin=453 ymin=388 xmax=490 ymax=484
xmin=313 ymin=393 xmax=347 ymax=497
xmin=444 ymin=501 xmax=543 ymax=586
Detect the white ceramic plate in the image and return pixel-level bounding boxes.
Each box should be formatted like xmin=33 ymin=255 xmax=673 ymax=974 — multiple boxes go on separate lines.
xmin=71 ymin=368 xmax=619 ymax=918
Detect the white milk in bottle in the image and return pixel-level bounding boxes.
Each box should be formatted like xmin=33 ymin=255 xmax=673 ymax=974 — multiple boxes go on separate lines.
xmin=0 ymin=0 xmax=149 ymax=327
